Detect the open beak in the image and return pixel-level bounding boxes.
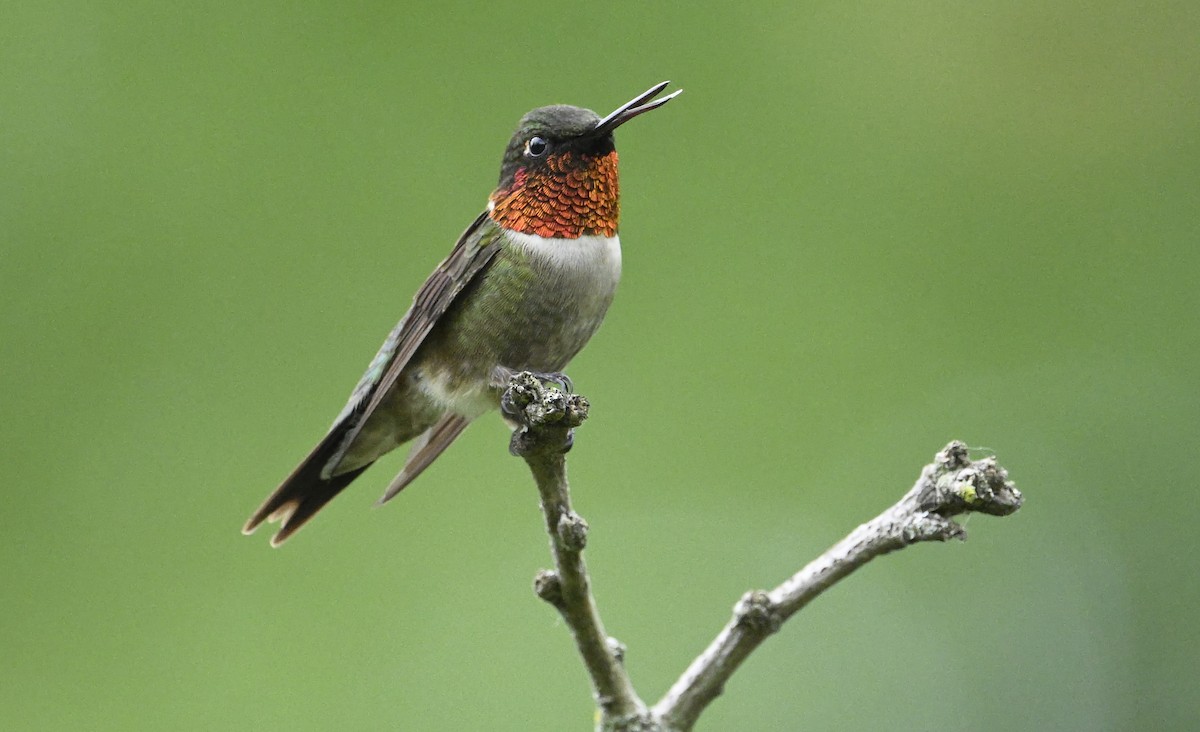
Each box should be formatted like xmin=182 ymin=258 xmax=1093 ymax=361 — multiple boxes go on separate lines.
xmin=592 ymin=81 xmax=682 ymax=137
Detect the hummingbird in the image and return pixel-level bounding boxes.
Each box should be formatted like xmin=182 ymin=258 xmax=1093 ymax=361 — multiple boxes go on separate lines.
xmin=243 ymin=81 xmax=681 ymax=546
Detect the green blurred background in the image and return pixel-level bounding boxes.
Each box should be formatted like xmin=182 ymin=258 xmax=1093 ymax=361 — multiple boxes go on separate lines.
xmin=3 ymin=1 xmax=1197 ymax=730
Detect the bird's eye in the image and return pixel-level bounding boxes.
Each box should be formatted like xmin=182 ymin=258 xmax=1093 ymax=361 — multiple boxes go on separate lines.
xmin=526 ymin=136 xmax=548 ymax=157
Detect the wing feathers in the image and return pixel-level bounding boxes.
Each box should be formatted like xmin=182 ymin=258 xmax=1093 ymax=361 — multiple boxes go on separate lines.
xmin=330 ymin=213 xmax=501 ymax=471
xmin=377 ymin=414 xmax=472 ymax=505
xmin=244 ymin=212 xmax=503 ymax=543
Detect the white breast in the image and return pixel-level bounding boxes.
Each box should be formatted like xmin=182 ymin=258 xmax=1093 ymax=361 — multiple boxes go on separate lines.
xmin=504 ymin=230 xmax=622 ymax=285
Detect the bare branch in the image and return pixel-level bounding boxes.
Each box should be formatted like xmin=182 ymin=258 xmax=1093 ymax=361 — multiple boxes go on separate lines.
xmin=504 ymin=373 xmax=649 ymax=729
xmin=504 ymin=370 xmax=1022 ymax=732
xmin=651 ymin=441 xmax=1023 ymax=730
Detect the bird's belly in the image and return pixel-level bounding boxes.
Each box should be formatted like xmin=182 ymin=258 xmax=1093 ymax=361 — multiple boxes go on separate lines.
xmin=416 ymin=231 xmax=621 ymax=414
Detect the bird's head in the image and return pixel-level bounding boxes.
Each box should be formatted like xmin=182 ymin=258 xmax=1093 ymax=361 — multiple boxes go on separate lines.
xmin=489 ymin=81 xmax=680 ymax=239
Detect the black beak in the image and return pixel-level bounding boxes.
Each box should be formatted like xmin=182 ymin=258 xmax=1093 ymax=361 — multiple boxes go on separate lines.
xmin=592 ymin=81 xmax=682 ymax=138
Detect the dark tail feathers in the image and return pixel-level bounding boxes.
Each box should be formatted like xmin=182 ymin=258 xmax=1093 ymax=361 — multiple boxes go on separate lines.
xmin=243 ymin=428 xmax=370 ymax=547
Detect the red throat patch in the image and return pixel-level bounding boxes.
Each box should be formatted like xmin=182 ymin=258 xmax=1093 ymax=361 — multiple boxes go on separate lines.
xmin=488 ymin=151 xmax=620 ymax=238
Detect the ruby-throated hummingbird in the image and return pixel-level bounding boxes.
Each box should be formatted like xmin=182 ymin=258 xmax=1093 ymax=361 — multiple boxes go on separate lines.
xmin=243 ymin=81 xmax=681 ymax=546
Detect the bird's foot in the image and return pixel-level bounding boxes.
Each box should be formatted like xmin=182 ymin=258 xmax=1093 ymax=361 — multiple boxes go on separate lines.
xmin=491 ymin=365 xmax=573 ymax=394
xmin=531 ymin=370 xmax=573 ymax=394
xmin=498 ymin=370 xmax=588 ymax=457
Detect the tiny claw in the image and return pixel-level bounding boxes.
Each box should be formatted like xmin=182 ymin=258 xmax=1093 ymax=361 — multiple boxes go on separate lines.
xmin=500 ymin=368 xmax=585 ymax=457
xmin=492 ymin=366 xmax=572 ymax=394
xmin=500 ymin=387 xmax=523 ymax=422
xmin=525 ymin=370 xmax=573 ymax=394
